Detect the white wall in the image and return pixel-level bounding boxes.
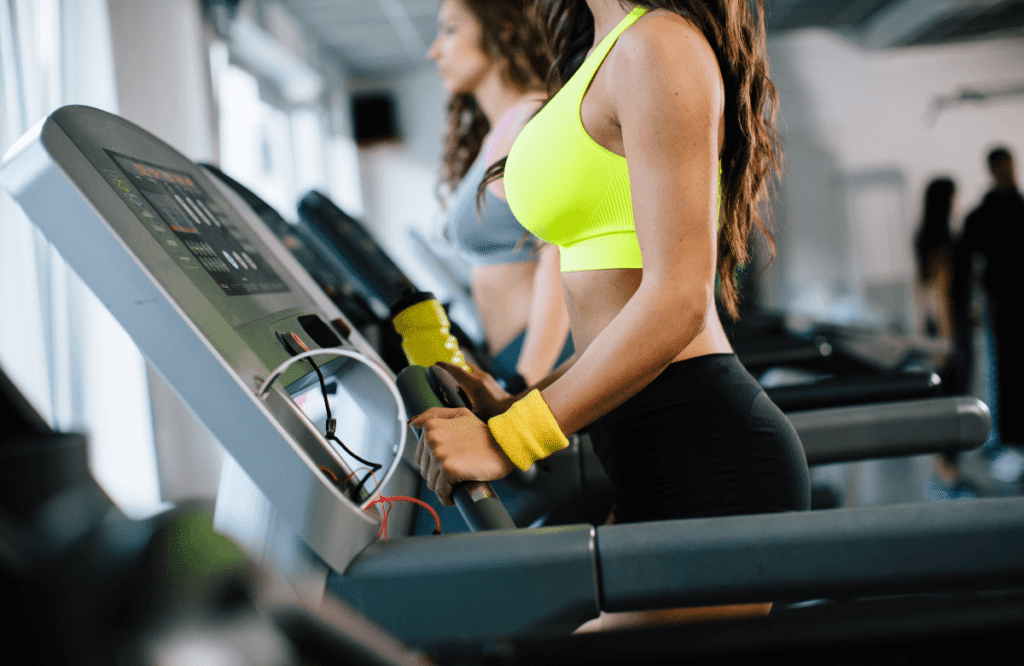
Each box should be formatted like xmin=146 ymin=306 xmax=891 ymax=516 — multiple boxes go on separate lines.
xmin=766 ymin=31 xmax=1024 ymax=331
xmin=351 ymin=65 xmax=458 ymax=301
xmin=319 ymin=56 xmax=365 ymax=218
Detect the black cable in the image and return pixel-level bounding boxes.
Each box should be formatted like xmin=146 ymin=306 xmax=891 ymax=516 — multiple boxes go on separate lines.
xmin=304 ymin=354 xmax=382 ymax=484
xmin=308 ymin=360 xmax=332 ymax=421
xmin=349 ymin=468 xmax=376 ymax=501
xmin=327 ymin=432 xmax=381 ymax=471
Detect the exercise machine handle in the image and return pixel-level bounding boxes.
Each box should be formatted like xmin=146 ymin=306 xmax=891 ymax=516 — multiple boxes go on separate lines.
xmin=395 ymin=365 xmax=516 ymax=531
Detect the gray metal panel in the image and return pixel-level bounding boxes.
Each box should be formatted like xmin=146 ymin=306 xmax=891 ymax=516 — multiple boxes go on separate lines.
xmin=333 ymin=524 xmax=599 ymax=645
xmin=790 ymin=396 xmax=990 ymax=465
xmin=597 ymin=497 xmax=1024 ymax=612
xmin=0 ymin=107 xmax=392 ymax=573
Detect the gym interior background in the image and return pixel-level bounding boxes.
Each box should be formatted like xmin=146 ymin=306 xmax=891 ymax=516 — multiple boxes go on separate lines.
xmin=5 ymin=0 xmax=1021 ymax=515
xmin=0 ymin=1 xmax=1022 ymax=661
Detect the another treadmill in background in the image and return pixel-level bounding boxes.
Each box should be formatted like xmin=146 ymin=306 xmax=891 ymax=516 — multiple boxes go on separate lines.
xmin=296 ymin=190 xmax=490 ymax=368
xmin=295 ymin=190 xmax=413 ymax=321
xmin=727 ymin=306 xmax=950 ymax=412
xmin=200 ymin=166 xmax=465 ymax=374
xmin=201 ymin=166 xmax=494 ymax=375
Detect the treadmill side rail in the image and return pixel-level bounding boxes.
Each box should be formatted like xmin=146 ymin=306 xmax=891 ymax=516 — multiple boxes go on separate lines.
xmin=597 ymin=497 xmax=1024 ymax=612
xmin=332 ymin=524 xmax=600 ymax=645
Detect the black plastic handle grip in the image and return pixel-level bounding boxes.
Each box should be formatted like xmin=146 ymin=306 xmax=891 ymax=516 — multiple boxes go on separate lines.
xmin=395 ymin=365 xmax=516 ymax=531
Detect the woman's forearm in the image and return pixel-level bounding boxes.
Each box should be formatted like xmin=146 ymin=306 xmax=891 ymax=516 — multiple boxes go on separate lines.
xmin=540 ymin=283 xmax=710 ymax=436
xmin=525 ymin=350 xmax=578 ymax=395
xmin=487 ymin=351 xmax=578 ymax=418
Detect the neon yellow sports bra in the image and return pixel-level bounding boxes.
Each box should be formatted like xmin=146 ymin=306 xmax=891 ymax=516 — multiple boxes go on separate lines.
xmin=504 ymin=6 xmax=720 ymax=272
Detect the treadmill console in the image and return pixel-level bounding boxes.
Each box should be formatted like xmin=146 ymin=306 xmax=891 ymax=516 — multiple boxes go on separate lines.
xmin=1 ymin=105 xmax=415 ymax=572
xmin=104 ymin=151 xmax=289 ymax=296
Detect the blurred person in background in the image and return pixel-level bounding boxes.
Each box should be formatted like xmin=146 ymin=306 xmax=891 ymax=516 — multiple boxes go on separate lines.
xmin=429 ymin=0 xmax=573 ymax=393
xmin=914 ymin=178 xmax=975 ymax=501
xmin=915 ymin=178 xmax=956 ymax=343
xmin=954 ymin=147 xmax=1024 ymax=485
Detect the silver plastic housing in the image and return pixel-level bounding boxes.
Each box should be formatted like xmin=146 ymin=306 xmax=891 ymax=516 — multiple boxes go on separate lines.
xmin=1 ymin=105 xmax=417 ymax=573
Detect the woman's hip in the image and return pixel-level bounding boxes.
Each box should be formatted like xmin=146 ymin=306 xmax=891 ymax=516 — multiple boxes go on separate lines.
xmin=587 ymin=353 xmax=810 ymax=524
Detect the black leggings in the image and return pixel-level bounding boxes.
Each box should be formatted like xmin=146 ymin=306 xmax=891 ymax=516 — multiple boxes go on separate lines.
xmin=589 ymin=353 xmax=810 ymax=524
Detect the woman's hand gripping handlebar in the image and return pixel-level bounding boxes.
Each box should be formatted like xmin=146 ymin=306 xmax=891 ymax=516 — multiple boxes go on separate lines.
xmin=395 ymin=365 xmax=516 ymax=531
xmin=433 ymin=359 xmax=520 ymax=419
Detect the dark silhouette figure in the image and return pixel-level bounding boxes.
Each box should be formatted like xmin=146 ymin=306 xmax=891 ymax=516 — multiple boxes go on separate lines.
xmin=914 ymin=179 xmax=974 ymax=500
xmin=915 ymin=178 xmax=956 ymax=341
xmin=954 ymin=147 xmax=1024 ymax=482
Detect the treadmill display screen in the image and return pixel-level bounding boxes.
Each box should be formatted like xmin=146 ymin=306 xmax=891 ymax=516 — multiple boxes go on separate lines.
xmin=104 ymin=151 xmax=289 ymax=296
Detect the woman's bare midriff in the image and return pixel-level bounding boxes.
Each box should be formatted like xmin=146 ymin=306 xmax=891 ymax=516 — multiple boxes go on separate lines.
xmin=472 ymin=261 xmax=538 ymax=353
xmin=560 ymin=268 xmax=733 ymax=364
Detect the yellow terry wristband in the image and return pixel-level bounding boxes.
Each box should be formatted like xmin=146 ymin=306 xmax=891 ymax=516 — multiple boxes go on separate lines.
xmin=487 ymin=389 xmax=569 ymax=471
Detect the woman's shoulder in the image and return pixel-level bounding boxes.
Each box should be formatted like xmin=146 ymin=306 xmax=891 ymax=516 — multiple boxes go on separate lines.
xmin=634 ymin=7 xmax=700 ymax=29
xmin=607 ymin=9 xmax=722 ymax=116
xmin=613 ymin=8 xmax=718 ymax=72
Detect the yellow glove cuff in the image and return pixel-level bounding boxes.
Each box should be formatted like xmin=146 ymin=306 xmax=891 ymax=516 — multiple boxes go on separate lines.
xmin=487 ymin=389 xmax=569 ymax=471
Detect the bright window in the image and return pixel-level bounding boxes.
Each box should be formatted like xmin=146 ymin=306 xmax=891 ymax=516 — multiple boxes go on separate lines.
xmin=218 ymin=63 xmax=300 ymax=221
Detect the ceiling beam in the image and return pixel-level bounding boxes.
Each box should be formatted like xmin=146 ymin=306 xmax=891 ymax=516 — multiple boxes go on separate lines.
xmin=378 ymin=0 xmax=427 ymax=65
xmin=860 ymin=0 xmax=967 ymax=47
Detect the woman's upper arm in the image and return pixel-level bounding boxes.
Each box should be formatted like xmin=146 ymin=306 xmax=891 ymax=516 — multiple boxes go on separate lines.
xmin=613 ymin=15 xmax=724 ymax=300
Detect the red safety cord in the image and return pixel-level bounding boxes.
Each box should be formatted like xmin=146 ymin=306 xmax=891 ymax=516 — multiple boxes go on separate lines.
xmin=365 ymin=495 xmax=442 ymax=537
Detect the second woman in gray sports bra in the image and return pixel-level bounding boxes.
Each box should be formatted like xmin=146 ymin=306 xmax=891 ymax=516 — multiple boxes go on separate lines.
xmin=429 ymin=0 xmax=573 ymax=388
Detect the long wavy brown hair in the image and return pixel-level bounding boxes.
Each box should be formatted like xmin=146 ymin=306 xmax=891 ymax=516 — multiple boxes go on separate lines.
xmin=479 ymin=0 xmax=782 ymax=318
xmin=436 ymin=0 xmax=551 ymax=213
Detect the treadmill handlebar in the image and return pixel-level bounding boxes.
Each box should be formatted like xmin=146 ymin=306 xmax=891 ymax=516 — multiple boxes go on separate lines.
xmin=790 ymin=396 xmax=990 ymax=465
xmin=767 ymin=371 xmax=942 ymax=413
xmin=395 ymin=365 xmax=516 ymax=531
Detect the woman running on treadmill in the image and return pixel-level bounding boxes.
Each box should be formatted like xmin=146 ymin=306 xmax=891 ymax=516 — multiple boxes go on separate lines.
xmin=415 ymin=0 xmax=810 ymax=526
xmin=429 ymin=0 xmax=573 ymax=390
